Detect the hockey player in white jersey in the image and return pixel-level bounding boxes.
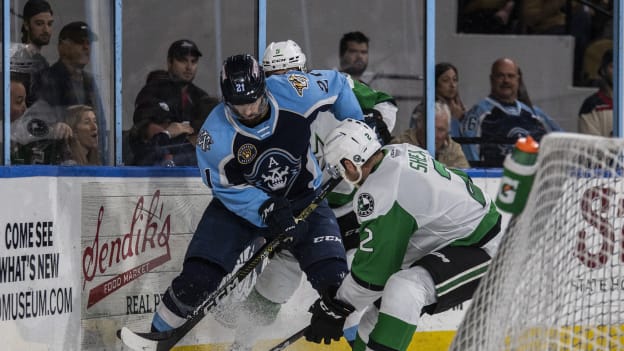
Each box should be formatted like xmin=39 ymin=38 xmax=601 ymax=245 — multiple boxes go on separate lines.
xmin=304 ymin=119 xmax=502 ymax=351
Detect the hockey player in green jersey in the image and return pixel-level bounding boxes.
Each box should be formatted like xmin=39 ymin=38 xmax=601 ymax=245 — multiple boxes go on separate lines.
xmin=304 ymin=119 xmax=503 ymax=351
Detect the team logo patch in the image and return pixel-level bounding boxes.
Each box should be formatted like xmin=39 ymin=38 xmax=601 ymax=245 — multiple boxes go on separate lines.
xmin=357 ymin=193 xmax=375 ymax=217
xmin=237 ymin=144 xmax=257 ymax=164
xmin=197 ymin=129 xmax=213 ymax=152
xmin=287 ymin=74 xmax=309 ymax=96
xmin=245 ymin=148 xmax=301 ymax=195
xmin=26 ymin=119 xmax=50 ymax=138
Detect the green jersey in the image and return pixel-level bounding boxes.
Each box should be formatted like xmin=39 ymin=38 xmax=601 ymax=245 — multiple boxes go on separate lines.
xmin=351 ymin=78 xmax=395 ymax=111
xmin=337 ymin=143 xmax=500 ymax=308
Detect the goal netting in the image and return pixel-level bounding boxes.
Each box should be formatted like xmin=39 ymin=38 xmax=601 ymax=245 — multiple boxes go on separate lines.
xmin=450 ymin=132 xmax=624 ymax=351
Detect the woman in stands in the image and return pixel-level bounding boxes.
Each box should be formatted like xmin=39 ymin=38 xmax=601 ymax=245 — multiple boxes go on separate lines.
xmin=63 ymin=104 xmax=101 ymax=165
xmin=435 ymin=62 xmax=466 ymax=137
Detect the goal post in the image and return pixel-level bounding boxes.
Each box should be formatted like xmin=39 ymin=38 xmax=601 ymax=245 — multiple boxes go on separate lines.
xmin=450 ymin=132 xmax=624 ymax=351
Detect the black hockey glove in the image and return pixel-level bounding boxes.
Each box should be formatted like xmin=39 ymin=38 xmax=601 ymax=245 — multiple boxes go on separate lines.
xmin=304 ymin=291 xmax=355 ymax=344
xmin=336 ymin=211 xmax=360 ymax=251
xmin=363 ymin=108 xmax=392 ymax=145
xmin=259 ymin=197 xmax=308 ymax=246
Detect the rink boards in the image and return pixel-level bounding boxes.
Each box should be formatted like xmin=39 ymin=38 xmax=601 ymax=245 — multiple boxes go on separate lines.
xmin=0 ymin=167 xmax=508 ymax=350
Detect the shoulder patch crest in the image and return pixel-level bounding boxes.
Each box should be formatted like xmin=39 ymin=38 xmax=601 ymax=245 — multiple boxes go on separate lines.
xmin=357 ymin=192 xmax=375 ymax=217
xmin=237 ymin=143 xmax=258 ymax=164
xmin=197 ymin=129 xmax=213 ymax=152
xmin=287 ymin=73 xmax=309 ymax=96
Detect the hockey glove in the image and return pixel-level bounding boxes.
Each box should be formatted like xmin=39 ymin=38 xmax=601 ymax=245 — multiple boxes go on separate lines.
xmin=259 ymin=197 xmax=308 ymax=246
xmin=336 ymin=211 xmax=360 ymax=251
xmin=363 ymin=108 xmax=392 ymax=145
xmin=304 ymin=291 xmax=355 ymax=344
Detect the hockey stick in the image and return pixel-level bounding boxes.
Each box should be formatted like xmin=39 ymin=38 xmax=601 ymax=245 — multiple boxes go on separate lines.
xmin=118 ymin=170 xmax=343 ymax=351
xmin=267 ymin=324 xmax=358 ymax=351
xmin=267 ymin=327 xmax=307 ymax=351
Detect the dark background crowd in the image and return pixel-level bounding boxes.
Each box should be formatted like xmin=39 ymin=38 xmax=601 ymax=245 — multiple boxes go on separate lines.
xmin=5 ymin=0 xmax=616 ymax=168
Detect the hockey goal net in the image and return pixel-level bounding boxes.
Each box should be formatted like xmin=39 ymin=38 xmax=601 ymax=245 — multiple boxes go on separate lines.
xmin=450 ymin=132 xmax=624 ymax=351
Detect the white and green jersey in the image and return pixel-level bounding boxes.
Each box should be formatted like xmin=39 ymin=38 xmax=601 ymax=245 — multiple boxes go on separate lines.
xmin=337 ymin=143 xmax=500 ymax=309
xmin=310 ymin=73 xmax=398 ymax=217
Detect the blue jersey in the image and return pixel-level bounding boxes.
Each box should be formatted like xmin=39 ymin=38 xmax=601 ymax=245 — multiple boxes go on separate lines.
xmin=195 ymin=69 xmax=363 ymax=227
xmin=460 ymin=97 xmax=562 ymax=166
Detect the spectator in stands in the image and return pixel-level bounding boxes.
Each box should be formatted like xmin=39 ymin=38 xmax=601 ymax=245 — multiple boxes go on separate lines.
xmin=20 ymin=0 xmax=53 ymax=66
xmin=336 ymin=32 xmax=397 ymax=142
xmin=63 ymin=105 xmax=101 ymax=165
xmin=35 ymin=21 xmax=108 ymax=162
xmin=460 ymin=57 xmax=561 ymax=167
xmin=132 ymin=39 xmax=218 ymax=165
xmin=411 ymin=62 xmax=467 ymax=136
xmin=10 ymin=100 xmax=72 ymax=165
xmin=128 ymin=99 xmax=194 ymax=166
xmin=394 ymin=101 xmax=469 ymax=168
xmin=18 ymin=0 xmax=54 ymax=105
xmin=339 ymin=31 xmax=370 ymax=82
xmin=36 ymin=21 xmax=100 ymax=107
xmin=10 ymin=105 xmax=97 ymax=165
xmin=458 ymin=0 xmax=518 ymax=34
xmin=578 ymin=49 xmax=613 ymax=137
xmin=10 ymin=74 xmax=28 ymax=122
xmin=8 ymin=75 xmax=28 ymax=164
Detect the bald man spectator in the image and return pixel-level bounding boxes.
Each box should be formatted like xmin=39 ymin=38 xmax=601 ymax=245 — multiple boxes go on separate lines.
xmin=460 ymin=57 xmax=561 ymax=167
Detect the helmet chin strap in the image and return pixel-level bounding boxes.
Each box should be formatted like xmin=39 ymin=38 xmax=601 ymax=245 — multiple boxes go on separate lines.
xmin=343 ymin=166 xmax=363 ymax=187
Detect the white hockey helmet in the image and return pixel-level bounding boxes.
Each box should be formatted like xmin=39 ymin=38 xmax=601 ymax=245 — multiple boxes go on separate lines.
xmin=262 ymin=40 xmax=307 ymax=73
xmin=323 ymin=118 xmax=382 ymax=185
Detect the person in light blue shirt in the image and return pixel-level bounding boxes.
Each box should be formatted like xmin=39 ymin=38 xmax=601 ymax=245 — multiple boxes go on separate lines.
xmin=148 ymin=54 xmax=364 ymax=338
xmin=461 ymin=57 xmax=561 ymax=167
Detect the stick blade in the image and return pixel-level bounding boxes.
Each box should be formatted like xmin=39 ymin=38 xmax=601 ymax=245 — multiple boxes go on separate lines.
xmin=119 ymin=327 xmax=160 ymax=351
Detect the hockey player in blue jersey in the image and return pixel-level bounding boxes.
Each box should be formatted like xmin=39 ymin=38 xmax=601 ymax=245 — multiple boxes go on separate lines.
xmin=148 ymin=54 xmax=363 ymax=338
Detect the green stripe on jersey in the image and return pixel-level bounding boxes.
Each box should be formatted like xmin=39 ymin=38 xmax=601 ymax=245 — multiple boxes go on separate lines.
xmin=436 ymin=260 xmax=490 ymax=296
xmin=451 ymin=201 xmax=500 ymax=247
xmin=352 ymin=202 xmax=417 ymax=287
xmin=369 ymin=312 xmax=417 ymax=351
xmin=327 ymin=187 xmax=356 ymax=207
